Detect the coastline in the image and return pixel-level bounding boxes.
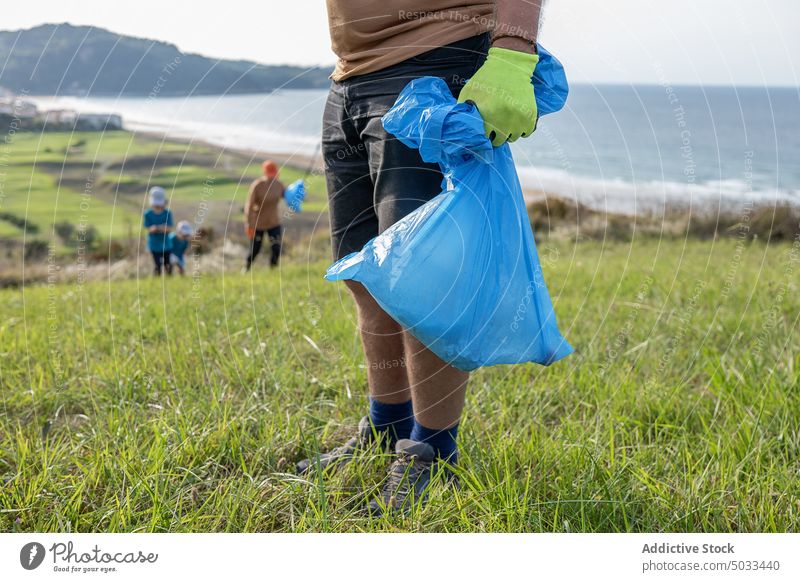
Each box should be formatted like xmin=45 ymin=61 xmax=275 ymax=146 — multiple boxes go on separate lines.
xmin=131 ymin=127 xmax=325 ymax=174
xmin=31 ymin=90 xmax=800 ymax=216
xmin=131 ymin=128 xmax=800 ymax=218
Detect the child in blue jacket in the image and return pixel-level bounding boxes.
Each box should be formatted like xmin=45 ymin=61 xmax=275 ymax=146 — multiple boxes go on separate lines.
xmin=168 ymin=221 xmax=193 ymax=276
xmin=143 ymin=187 xmax=174 ymax=276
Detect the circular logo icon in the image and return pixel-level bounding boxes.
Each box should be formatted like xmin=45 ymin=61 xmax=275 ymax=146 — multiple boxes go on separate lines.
xmin=20 ymin=542 xmax=46 ymax=570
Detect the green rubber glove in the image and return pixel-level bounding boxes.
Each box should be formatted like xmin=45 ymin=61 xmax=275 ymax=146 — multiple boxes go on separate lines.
xmin=458 ymin=47 xmax=539 ymax=147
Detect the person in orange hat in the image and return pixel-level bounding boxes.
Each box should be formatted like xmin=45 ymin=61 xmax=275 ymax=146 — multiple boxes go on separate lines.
xmin=243 ymin=160 xmax=285 ymax=271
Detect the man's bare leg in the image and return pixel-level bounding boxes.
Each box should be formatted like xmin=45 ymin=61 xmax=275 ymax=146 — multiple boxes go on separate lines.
xmin=347 ymin=281 xmax=467 ymax=456
xmin=403 ymin=332 xmax=468 ymax=430
xmin=346 ymin=281 xmax=410 ymax=403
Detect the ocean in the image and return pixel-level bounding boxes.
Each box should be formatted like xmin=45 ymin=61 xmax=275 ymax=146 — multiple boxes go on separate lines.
xmin=33 ymin=84 xmax=800 ymax=215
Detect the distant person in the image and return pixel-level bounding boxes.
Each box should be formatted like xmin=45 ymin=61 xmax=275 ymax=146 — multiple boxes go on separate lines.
xmin=168 ymin=221 xmax=193 ymax=276
xmin=244 ymin=160 xmax=284 ymax=271
xmin=297 ymin=0 xmax=544 ymax=514
xmin=143 ymin=186 xmax=174 ymax=276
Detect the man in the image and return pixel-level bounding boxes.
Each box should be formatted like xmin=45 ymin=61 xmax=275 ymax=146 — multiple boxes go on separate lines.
xmin=244 ymin=160 xmax=285 ymax=271
xmin=298 ymin=1 xmax=543 ymax=514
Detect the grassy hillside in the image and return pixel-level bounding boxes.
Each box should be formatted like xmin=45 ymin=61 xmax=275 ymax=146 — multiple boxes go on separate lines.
xmin=1 ymin=238 xmax=798 ymax=532
xmin=0 ymin=130 xmax=326 ymax=244
xmin=0 ymin=23 xmax=330 ymax=96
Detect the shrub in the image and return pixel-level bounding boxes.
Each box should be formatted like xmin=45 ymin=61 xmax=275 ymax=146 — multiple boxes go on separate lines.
xmin=77 ymin=224 xmax=100 ymax=250
xmin=0 ymin=212 xmax=40 ymax=235
xmin=750 ymin=204 xmax=800 ymax=242
xmin=24 ymin=240 xmax=49 ymax=261
xmin=191 ymin=227 xmax=215 ymax=255
xmin=89 ymin=239 xmax=128 ymax=262
xmin=54 ymin=220 xmax=76 ymax=244
xmin=527 ymin=196 xmax=800 ymax=243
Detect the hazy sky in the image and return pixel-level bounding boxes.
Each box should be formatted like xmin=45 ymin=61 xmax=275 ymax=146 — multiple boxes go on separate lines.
xmin=4 ymin=0 xmax=799 ymax=86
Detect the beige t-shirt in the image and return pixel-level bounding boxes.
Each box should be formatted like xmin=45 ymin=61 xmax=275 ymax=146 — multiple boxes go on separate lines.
xmin=245 ymin=177 xmax=284 ymax=231
xmin=326 ymin=1 xmax=494 ymax=81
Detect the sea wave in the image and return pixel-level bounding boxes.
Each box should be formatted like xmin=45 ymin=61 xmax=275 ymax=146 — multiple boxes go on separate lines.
xmin=516 ymin=165 xmax=799 ymax=216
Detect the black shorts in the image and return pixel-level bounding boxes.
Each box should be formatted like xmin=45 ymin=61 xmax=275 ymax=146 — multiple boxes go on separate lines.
xmin=323 ymin=34 xmax=489 ymax=260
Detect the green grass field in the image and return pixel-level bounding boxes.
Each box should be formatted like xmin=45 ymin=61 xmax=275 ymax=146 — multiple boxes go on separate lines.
xmin=1 ymin=237 xmax=798 ymax=532
xmin=0 ymin=131 xmax=326 ymax=242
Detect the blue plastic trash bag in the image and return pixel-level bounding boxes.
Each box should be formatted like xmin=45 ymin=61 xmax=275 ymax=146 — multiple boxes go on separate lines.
xmin=534 ymin=44 xmax=569 ymax=116
xmin=325 ymin=77 xmax=573 ymax=371
xmin=284 ymin=179 xmax=306 ymax=213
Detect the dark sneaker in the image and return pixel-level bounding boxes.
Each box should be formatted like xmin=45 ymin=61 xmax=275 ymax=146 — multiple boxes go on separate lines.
xmin=367 ymin=439 xmax=449 ymax=516
xmin=296 ymin=416 xmax=377 ymax=474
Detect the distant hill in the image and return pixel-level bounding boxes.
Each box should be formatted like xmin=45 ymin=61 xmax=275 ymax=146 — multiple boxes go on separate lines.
xmin=0 ymin=23 xmax=332 ymax=96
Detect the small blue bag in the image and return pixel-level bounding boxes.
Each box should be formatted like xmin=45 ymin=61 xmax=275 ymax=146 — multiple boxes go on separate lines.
xmin=284 ymin=179 xmax=306 ymax=213
xmin=533 ymin=44 xmax=569 ymax=115
xmin=325 ymin=76 xmax=572 ymax=371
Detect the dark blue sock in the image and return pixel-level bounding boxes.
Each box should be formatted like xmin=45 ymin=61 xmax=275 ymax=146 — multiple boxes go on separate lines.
xmin=410 ymin=420 xmax=459 ymax=463
xmin=369 ymin=398 xmax=414 ymax=444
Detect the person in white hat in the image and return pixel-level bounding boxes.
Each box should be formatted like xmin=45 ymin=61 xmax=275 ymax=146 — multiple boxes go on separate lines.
xmin=143 ymin=186 xmax=174 ymax=275
xmin=168 ymin=220 xmax=193 ymax=276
